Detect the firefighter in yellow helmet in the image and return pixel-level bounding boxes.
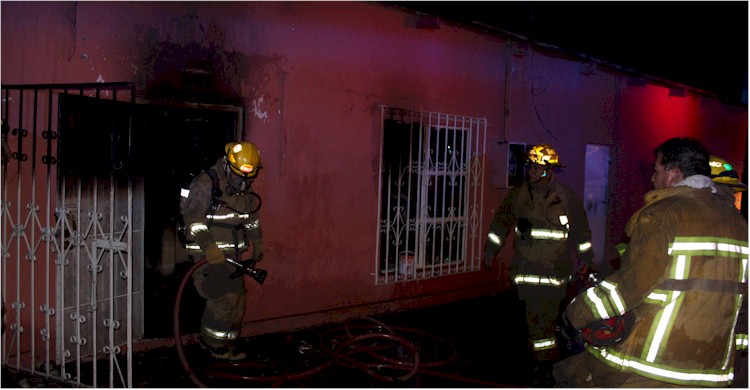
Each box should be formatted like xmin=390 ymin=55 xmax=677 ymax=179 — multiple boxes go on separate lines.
xmin=709 ymin=155 xmax=748 ymax=389
xmin=180 ymin=141 xmax=264 ymax=360
xmin=710 ymin=155 xmax=747 ymax=197
xmin=484 ymin=143 xmax=595 ymax=385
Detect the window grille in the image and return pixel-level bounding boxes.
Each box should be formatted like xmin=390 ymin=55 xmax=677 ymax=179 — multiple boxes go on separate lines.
xmin=376 ymin=106 xmax=487 ymax=284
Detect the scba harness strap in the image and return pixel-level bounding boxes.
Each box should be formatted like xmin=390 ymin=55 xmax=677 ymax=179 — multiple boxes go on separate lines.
xmin=204 ymin=168 xmax=224 ymax=213
xmin=178 ymin=168 xmax=262 ymax=247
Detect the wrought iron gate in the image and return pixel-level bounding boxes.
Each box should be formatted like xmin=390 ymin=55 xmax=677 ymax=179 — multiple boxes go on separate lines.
xmin=1 ymin=82 xmax=140 ymax=387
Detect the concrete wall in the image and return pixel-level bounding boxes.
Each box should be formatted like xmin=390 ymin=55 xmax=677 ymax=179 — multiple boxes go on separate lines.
xmin=2 ymin=1 xmax=746 ymax=336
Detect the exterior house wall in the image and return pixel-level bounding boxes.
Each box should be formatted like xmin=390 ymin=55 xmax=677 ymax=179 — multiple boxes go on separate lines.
xmin=2 ymin=1 xmax=746 ymax=339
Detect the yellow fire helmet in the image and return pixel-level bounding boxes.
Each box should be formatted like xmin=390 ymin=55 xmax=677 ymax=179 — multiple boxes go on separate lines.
xmin=527 ymin=144 xmax=564 ymax=167
xmin=225 ymin=141 xmax=261 ymax=178
xmin=709 ymin=155 xmax=746 ymax=192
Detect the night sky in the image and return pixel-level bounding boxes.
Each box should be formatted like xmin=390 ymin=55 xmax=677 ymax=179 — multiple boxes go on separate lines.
xmin=391 ymin=1 xmax=748 ymax=104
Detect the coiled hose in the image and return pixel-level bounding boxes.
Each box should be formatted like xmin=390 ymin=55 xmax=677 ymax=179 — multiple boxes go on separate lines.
xmin=174 ymin=259 xmax=513 ymax=387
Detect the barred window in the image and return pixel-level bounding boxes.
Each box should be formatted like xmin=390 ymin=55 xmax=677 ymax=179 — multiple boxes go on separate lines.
xmin=376 ymin=107 xmax=487 ymax=284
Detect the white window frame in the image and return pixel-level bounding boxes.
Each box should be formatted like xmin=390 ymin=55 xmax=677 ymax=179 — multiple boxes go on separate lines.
xmin=375 ymin=106 xmax=487 ymax=285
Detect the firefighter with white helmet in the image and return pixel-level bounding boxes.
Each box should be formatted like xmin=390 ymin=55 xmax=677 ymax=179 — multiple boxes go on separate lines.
xmin=180 ymin=141 xmax=265 ymax=360
xmin=484 ymin=143 xmax=595 ymax=385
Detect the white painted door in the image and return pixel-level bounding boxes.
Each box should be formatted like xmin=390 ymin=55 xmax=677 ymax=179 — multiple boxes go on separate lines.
xmin=584 ymin=144 xmax=610 ymax=268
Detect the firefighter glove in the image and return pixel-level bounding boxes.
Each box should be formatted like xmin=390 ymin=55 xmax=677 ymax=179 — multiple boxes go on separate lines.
xmin=558 ymin=311 xmax=583 ymax=345
xmin=205 ymin=245 xmax=226 ymax=265
xmin=252 ymin=240 xmax=264 ymax=262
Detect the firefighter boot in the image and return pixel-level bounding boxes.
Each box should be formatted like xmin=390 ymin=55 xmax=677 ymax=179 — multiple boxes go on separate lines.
xmin=199 ymin=336 xmax=247 ymax=361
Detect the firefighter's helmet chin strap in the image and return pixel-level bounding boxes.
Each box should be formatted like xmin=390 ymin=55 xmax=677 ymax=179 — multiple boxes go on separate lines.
xmin=224 ymin=163 xmax=251 ymax=195
xmin=540 ymin=165 xmax=555 ymax=179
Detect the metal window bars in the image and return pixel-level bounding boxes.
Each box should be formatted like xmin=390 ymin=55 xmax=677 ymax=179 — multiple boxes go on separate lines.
xmin=376 ymin=106 xmax=487 ymax=285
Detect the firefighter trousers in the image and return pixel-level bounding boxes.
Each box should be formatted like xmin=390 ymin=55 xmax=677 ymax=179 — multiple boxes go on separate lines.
xmin=193 ymin=262 xmax=247 ymax=348
xmin=517 ymin=283 xmax=565 ymax=362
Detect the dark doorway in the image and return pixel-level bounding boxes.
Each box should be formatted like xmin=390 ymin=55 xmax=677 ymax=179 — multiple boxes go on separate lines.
xmin=134 ymin=103 xmax=239 ymax=338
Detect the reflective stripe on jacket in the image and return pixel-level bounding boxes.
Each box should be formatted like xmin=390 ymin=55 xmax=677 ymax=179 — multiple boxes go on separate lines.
xmin=182 ymin=158 xmax=263 ymax=257
xmin=487 ymin=176 xmax=594 ymax=282
xmin=565 ymin=183 xmax=748 ymax=387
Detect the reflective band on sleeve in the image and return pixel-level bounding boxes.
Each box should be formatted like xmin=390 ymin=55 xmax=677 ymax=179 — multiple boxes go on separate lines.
xmin=736 ymin=334 xmax=749 ymax=351
xmin=599 ymin=280 xmax=627 ymax=315
xmin=488 ymin=232 xmax=501 ymax=245
xmin=586 ymin=288 xmax=610 ymax=319
xmin=578 ymin=241 xmax=592 ymax=253
xmin=582 ymin=279 xmax=626 ymax=321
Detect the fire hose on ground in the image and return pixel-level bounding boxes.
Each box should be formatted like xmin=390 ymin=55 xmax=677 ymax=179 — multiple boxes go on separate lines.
xmin=174 ymin=258 xmax=519 ymax=387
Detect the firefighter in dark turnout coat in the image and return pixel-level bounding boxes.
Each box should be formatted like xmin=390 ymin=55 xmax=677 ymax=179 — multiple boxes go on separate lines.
xmin=553 ymin=138 xmax=748 ymax=387
xmin=484 ymin=144 xmax=595 ymax=380
xmin=180 ymin=141 xmax=265 ymax=361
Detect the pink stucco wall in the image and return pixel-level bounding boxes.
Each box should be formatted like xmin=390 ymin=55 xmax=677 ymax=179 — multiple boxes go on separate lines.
xmin=2 ymin=1 xmax=746 ymax=337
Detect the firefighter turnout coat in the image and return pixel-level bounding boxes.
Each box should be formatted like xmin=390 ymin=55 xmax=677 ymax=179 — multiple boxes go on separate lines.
xmin=561 ymin=177 xmax=748 ymax=387
xmin=488 ymin=177 xmax=594 ymax=281
xmin=182 ymin=159 xmax=263 ymax=259
xmin=181 ymin=157 xmax=263 ymax=348
xmin=486 ymin=175 xmax=594 ymax=360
